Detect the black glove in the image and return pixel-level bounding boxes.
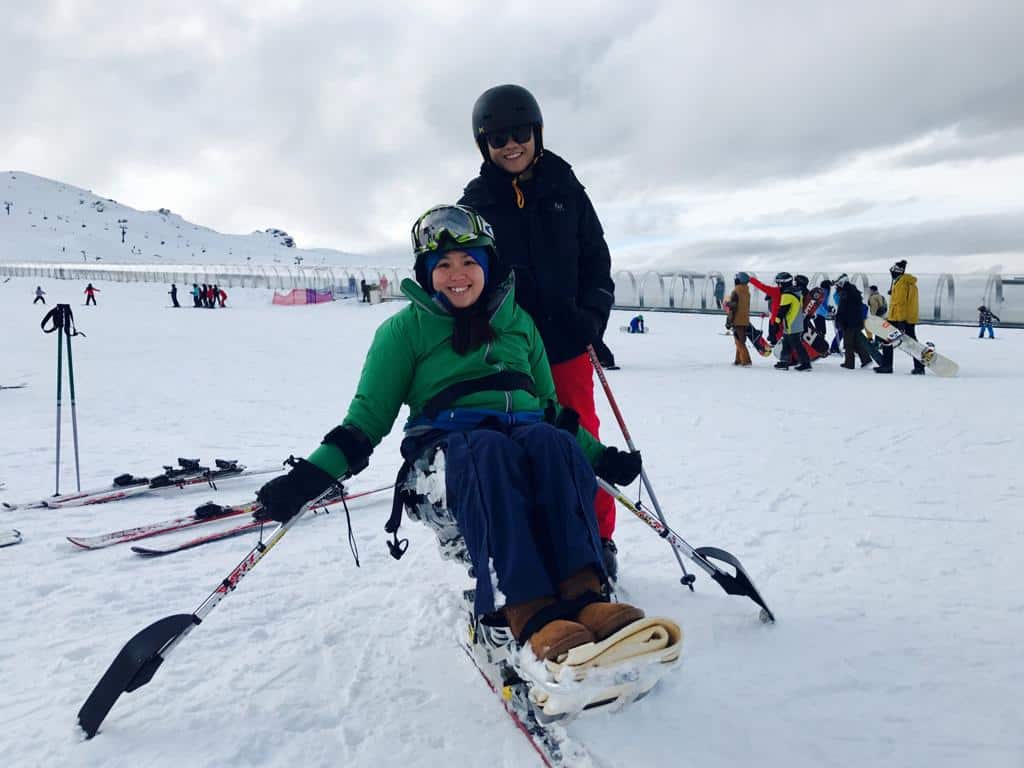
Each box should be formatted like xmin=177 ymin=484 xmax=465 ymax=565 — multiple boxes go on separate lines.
xmin=256 ymin=459 xmax=336 ymax=524
xmin=594 ymin=447 xmax=642 ymax=486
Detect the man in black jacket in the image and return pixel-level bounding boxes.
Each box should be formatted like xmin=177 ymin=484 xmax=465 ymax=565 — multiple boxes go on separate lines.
xmin=834 ymin=274 xmax=871 ymax=368
xmin=459 ymin=84 xmax=621 ymax=578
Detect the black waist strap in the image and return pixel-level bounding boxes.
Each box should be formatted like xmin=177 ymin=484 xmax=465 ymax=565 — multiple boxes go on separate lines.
xmin=420 ymin=371 xmax=537 ymax=419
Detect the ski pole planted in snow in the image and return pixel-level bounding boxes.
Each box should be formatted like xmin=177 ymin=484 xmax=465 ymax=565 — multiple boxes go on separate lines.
xmin=598 ymin=478 xmax=775 ymax=623
xmin=586 ymin=344 xmax=694 ymax=588
xmin=41 ymin=304 xmax=86 ymax=494
xmin=76 ymin=484 xmax=340 ymax=739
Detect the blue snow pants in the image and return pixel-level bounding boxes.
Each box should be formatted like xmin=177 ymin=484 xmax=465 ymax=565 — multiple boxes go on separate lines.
xmin=443 ymin=422 xmax=607 ymax=617
xmin=979 ymin=324 xmax=994 ymax=338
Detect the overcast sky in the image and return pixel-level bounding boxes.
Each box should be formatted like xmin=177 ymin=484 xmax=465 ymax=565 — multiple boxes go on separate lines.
xmin=4 ymin=0 xmax=1023 ymax=272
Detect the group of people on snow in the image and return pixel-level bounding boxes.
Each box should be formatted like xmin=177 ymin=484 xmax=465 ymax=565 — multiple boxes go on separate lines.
xmin=724 ymin=260 xmax=979 ymax=374
xmin=189 ymin=283 xmax=226 ymax=308
xmin=254 ymin=84 xmax=681 ymax=675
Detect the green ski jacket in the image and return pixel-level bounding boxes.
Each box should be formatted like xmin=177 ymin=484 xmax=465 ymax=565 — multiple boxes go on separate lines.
xmin=308 ymin=276 xmax=604 ymax=478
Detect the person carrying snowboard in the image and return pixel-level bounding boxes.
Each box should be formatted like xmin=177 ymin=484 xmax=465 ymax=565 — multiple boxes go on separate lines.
xmin=254 ymin=204 xmax=678 ymax=684
xmin=977 ymin=305 xmax=1000 ymax=338
xmin=84 ymin=283 xmax=99 ymax=306
xmin=772 ymin=273 xmax=811 ymax=370
xmin=33 ymin=286 xmax=46 ymax=305
xmin=728 ymin=272 xmax=752 ymax=366
xmin=458 ymin=84 xmax=621 ymax=578
xmin=833 ymin=274 xmax=871 ymax=368
xmin=877 ymin=260 xmax=924 ymax=375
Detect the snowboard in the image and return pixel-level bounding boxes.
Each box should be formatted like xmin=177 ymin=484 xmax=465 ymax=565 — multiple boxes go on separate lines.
xmin=862 ymin=332 xmax=885 ymax=366
xmin=863 ymin=316 xmax=959 ymax=377
xmin=745 ymin=326 xmax=774 ymax=357
xmin=619 ymin=326 xmax=648 ymax=334
xmin=773 ymin=322 xmax=830 ymax=363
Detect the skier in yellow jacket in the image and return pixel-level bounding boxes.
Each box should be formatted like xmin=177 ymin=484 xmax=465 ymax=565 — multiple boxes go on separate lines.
xmin=877 ymin=259 xmax=924 ymax=375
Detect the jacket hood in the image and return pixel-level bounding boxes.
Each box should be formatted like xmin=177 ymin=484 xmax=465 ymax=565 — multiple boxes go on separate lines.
xmin=401 ymin=271 xmax=516 ymax=322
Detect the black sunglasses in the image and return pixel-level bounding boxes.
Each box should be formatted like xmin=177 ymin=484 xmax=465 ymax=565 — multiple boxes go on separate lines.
xmin=485 ymin=124 xmax=534 ymax=149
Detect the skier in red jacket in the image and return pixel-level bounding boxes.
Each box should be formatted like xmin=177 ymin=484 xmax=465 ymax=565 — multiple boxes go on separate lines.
xmin=748 ymin=274 xmax=786 ymax=343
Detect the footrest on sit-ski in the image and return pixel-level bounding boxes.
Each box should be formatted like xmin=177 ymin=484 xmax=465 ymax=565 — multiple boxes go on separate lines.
xmin=524 ymin=617 xmax=683 ymax=719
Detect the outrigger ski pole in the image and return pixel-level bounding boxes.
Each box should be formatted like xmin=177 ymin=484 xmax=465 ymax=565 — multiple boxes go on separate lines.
xmin=76 ymin=484 xmax=341 ymax=739
xmin=587 ymin=345 xmax=694 ymax=588
xmin=587 ymin=345 xmax=774 ymax=623
xmin=598 ymin=478 xmax=774 ymax=623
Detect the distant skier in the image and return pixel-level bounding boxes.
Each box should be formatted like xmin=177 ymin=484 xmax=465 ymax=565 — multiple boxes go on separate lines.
xmin=867 ymin=285 xmax=887 ymax=317
xmin=628 ymin=314 xmax=645 ymax=334
xmin=191 ymin=284 xmax=201 ymax=308
xmin=217 ymin=286 xmax=227 ymax=308
xmin=33 ymin=286 xmax=46 ymax=305
xmin=727 ymin=272 xmax=752 ymax=366
xmin=360 ymin=279 xmax=370 ymax=303
xmin=84 ymin=283 xmax=99 ymax=306
xmin=865 ymin=285 xmax=887 ymax=341
xmin=977 ymin=305 xmax=1000 ymax=339
xmin=168 ymin=284 xmax=180 ymax=308
xmin=713 ymin=276 xmax=726 ymax=309
xmin=254 ymin=204 xmax=677 ymax=692
xmin=814 ymin=279 xmax=832 ymax=338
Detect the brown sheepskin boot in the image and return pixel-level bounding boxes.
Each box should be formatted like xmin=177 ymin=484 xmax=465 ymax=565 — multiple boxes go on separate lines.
xmin=503 ymin=596 xmax=595 ymax=662
xmin=559 ymin=567 xmax=644 ymax=641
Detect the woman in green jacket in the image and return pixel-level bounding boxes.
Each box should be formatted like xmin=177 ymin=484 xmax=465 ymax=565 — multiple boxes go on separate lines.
xmin=255 ymin=205 xmax=678 ymax=671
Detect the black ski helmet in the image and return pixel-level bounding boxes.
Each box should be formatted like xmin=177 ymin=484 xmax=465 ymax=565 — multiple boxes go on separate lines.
xmin=794 ymin=274 xmax=809 ymax=289
xmin=773 ymin=271 xmax=793 ymax=285
xmin=471 ymin=84 xmax=544 ymax=161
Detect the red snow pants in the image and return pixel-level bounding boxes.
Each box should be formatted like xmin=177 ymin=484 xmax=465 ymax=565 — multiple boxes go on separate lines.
xmin=550 ymin=352 xmax=616 ymax=539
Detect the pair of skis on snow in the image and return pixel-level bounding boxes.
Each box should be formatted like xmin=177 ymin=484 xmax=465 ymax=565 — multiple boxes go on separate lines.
xmin=2 ymin=459 xmax=279 ymax=510
xmin=66 ymin=483 xmax=394 ymax=556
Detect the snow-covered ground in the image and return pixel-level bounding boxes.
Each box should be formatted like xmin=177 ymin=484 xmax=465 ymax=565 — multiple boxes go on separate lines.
xmin=0 ymin=277 xmax=1021 ymax=768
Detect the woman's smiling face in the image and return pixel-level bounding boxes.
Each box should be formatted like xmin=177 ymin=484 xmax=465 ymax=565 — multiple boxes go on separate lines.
xmin=431 ymin=250 xmax=485 ymax=309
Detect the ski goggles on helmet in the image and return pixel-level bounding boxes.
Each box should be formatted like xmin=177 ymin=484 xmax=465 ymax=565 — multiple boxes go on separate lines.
xmin=484 ymin=124 xmax=534 ymax=150
xmin=411 ymin=204 xmax=495 ymax=256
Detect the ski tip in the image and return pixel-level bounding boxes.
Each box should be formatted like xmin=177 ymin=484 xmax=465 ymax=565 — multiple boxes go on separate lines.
xmin=67 ymin=536 xmax=91 ymax=550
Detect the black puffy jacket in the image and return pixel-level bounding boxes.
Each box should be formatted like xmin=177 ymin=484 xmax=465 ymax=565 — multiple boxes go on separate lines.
xmin=835 ymin=283 xmax=866 ymax=329
xmin=459 ymin=151 xmax=614 ymax=365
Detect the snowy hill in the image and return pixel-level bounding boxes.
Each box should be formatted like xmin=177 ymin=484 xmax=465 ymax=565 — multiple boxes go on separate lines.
xmin=0 ymin=171 xmax=369 ymax=267
xmin=0 ymin=278 xmax=1021 ymax=767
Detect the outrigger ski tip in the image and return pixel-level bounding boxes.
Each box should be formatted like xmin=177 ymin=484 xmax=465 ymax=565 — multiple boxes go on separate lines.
xmin=597 ymin=478 xmax=775 ymax=622
xmin=77 ymin=614 xmax=198 ymax=739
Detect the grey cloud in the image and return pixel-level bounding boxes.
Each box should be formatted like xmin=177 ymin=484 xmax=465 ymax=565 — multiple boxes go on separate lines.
xmin=3 ymin=1 xmax=1024 ymax=254
xmin=664 ymin=210 xmax=1024 ymax=267
xmin=894 ymin=126 xmax=1024 ymax=168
